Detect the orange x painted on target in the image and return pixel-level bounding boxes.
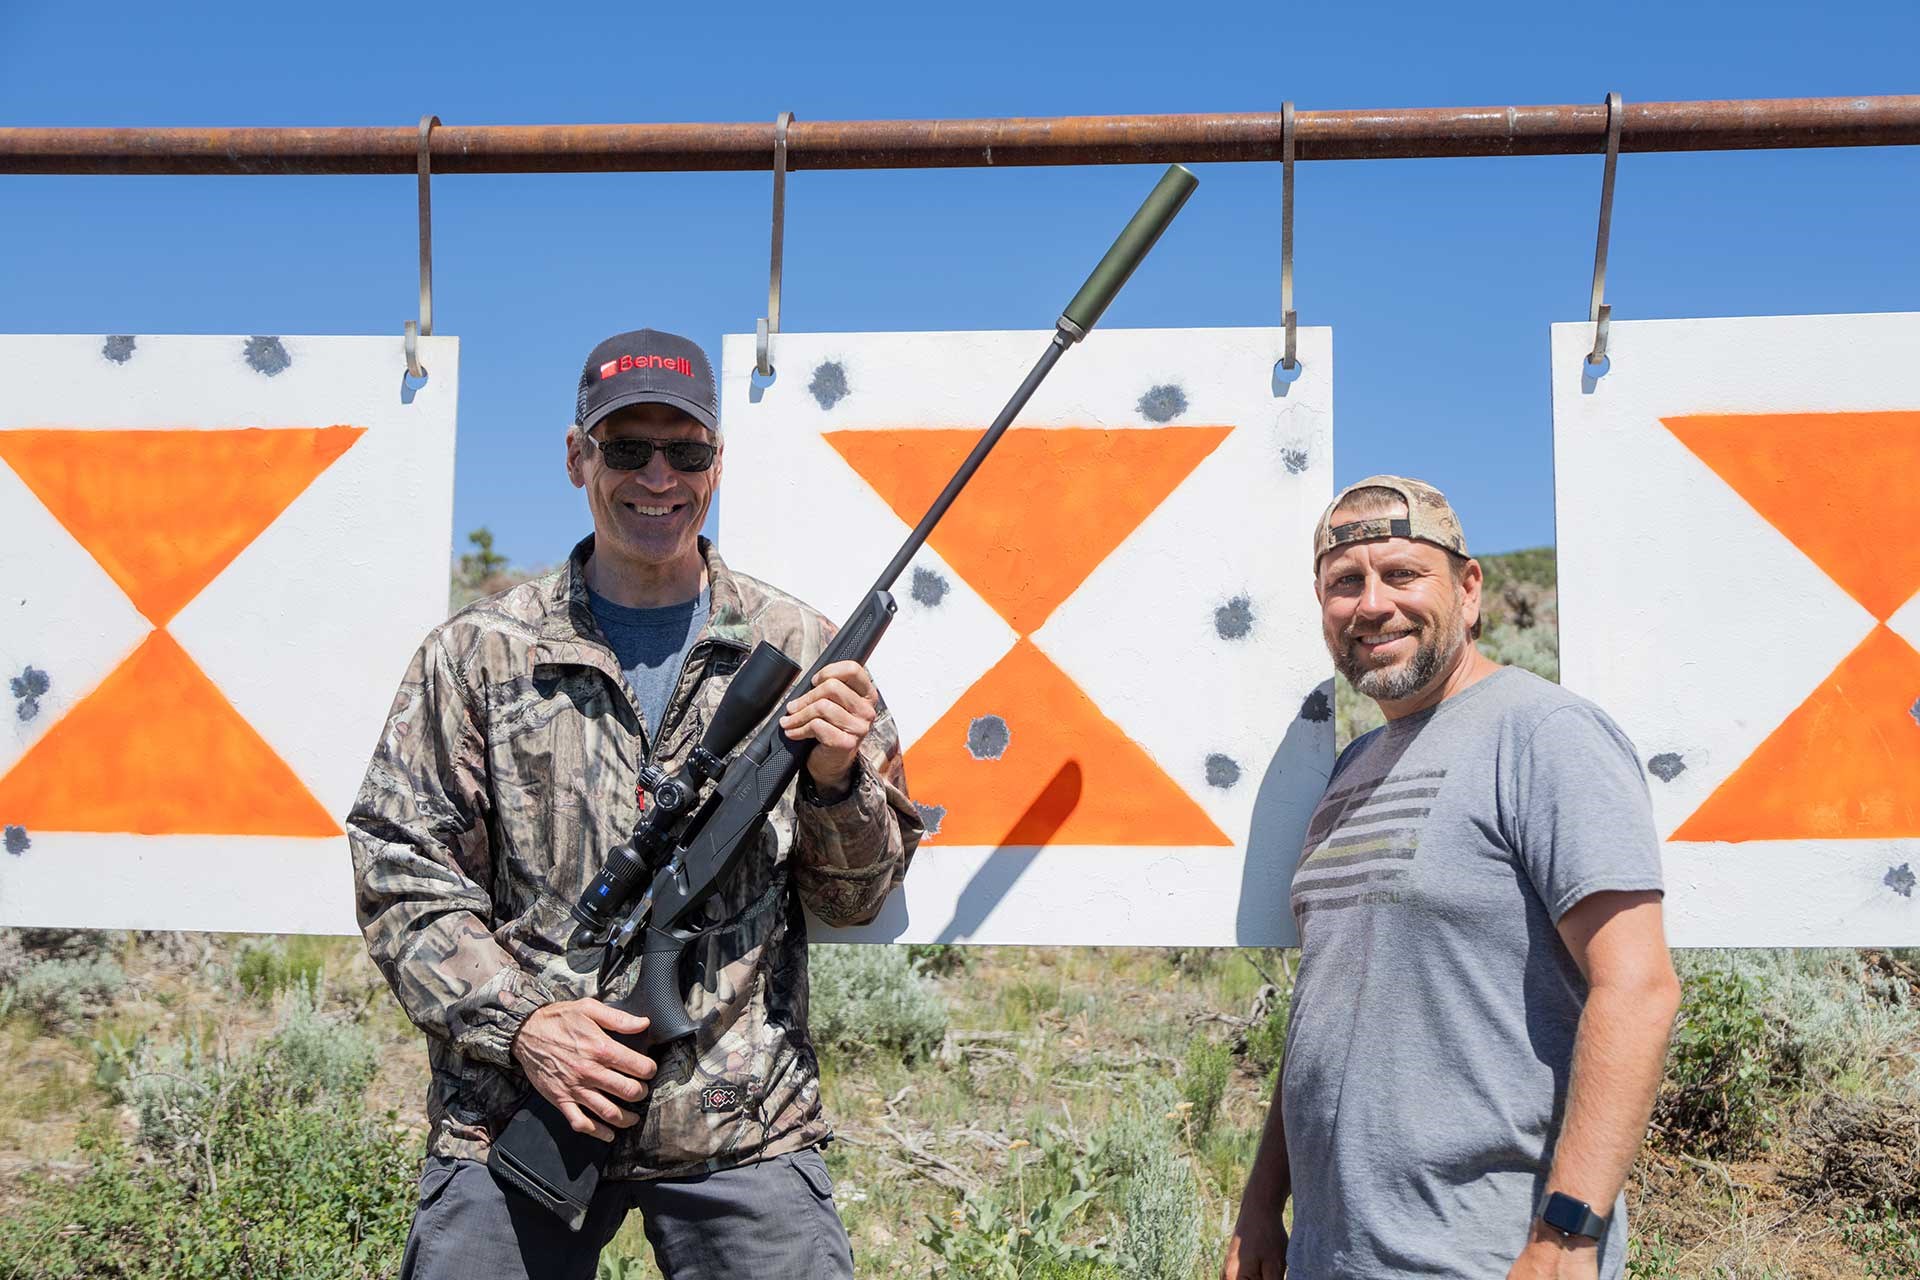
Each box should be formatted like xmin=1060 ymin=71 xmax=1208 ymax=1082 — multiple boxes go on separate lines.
xmin=0 ymin=428 xmax=363 ymax=836
xmin=827 ymin=425 xmax=1234 ymax=848
xmin=1663 ymin=411 xmax=1920 ymax=842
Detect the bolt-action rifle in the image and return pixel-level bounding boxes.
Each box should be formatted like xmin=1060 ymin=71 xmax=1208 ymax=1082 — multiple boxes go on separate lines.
xmin=488 ymin=163 xmax=1200 ymax=1230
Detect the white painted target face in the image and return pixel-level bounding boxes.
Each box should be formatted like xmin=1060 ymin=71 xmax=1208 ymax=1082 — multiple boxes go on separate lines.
xmin=1554 ymin=312 xmax=1920 ymax=946
xmin=720 ymin=327 xmax=1336 ymax=945
xmin=0 ymin=334 xmax=458 ymax=934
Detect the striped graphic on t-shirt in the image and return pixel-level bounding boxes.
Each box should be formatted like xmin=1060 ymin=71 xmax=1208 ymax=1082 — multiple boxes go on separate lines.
xmin=1292 ymin=768 xmax=1446 ymax=920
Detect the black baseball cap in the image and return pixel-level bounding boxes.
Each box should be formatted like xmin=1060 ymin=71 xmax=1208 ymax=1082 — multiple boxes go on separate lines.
xmin=574 ymin=328 xmax=719 ymax=434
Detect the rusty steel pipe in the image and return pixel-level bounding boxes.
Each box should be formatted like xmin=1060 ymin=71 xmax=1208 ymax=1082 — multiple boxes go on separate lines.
xmin=2 ymin=97 xmax=1917 ymax=176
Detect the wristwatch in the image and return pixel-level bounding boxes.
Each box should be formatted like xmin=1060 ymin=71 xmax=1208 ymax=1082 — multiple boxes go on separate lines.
xmin=1538 ymin=1191 xmax=1609 ymax=1240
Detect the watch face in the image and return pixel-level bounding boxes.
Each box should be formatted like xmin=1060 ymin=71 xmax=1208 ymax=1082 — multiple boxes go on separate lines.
xmin=1541 ymin=1192 xmax=1602 ymax=1238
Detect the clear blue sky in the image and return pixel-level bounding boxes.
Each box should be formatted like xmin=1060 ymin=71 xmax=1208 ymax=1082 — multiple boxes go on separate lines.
xmin=3 ymin=1 xmax=1916 ymax=563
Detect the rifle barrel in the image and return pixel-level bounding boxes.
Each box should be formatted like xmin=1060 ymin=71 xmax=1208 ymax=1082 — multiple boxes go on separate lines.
xmin=870 ymin=332 xmax=1069 ymax=595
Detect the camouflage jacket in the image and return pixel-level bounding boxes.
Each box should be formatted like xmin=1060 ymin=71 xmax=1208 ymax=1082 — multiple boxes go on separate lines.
xmin=348 ymin=536 xmax=922 ymax=1179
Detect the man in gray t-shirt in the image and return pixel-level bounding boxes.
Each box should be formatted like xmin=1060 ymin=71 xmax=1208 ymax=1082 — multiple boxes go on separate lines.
xmin=1224 ymin=476 xmax=1680 ymax=1280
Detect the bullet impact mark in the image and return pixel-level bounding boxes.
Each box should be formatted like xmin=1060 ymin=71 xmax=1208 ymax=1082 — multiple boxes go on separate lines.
xmin=1648 ymin=753 xmax=1687 ymax=783
xmin=10 ymin=666 xmax=48 ymax=720
xmin=3 ymin=826 xmax=27 ymax=856
xmin=915 ymin=803 xmax=946 ymax=836
xmin=102 ymin=335 xmax=137 ymax=364
xmin=1205 ymin=753 xmax=1242 ymax=789
xmin=1137 ymin=383 xmax=1189 ymax=424
xmin=967 ymin=715 xmax=1010 ymax=761
xmin=1215 ymin=595 xmax=1253 ymax=640
xmin=1299 ymin=688 xmax=1332 ymax=723
xmin=809 ymin=361 xmax=849 ymax=411
xmin=244 ymin=335 xmax=291 ymax=377
xmin=1887 ymin=863 xmax=1916 ymax=898
xmin=911 ymin=567 xmax=950 ymax=608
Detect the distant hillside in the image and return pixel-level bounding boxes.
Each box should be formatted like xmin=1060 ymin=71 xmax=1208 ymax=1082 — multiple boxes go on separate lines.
xmin=1478 ymin=545 xmax=1558 ymax=593
xmin=1476 ymin=544 xmax=1559 ymax=679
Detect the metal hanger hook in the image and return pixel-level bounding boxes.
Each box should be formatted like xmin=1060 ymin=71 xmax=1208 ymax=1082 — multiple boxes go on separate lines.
xmin=1586 ymin=93 xmax=1622 ymax=368
xmin=756 ymin=111 xmax=794 ymax=378
xmin=406 ymin=113 xmax=440 ymax=380
xmin=1281 ymin=100 xmax=1298 ymax=371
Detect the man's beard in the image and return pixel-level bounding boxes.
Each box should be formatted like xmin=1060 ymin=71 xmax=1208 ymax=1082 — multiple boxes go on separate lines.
xmin=1335 ymin=622 xmax=1466 ymax=704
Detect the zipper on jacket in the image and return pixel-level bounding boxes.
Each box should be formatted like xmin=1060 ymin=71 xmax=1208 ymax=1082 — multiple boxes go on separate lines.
xmin=643 ymin=642 xmax=705 ymax=767
xmin=644 ymin=634 xmax=751 ymax=768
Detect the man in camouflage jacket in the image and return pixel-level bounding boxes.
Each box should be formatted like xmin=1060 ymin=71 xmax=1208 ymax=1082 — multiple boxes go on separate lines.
xmin=349 ymin=328 xmax=922 ymax=1279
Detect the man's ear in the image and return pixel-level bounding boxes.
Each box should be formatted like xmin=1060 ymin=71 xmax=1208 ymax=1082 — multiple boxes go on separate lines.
xmin=1460 ymin=557 xmax=1484 ymax=630
xmin=565 ymin=425 xmax=587 ymax=489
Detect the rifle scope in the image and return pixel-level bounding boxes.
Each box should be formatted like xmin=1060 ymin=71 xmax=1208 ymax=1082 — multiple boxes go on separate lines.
xmin=570 ymin=639 xmax=800 ymax=934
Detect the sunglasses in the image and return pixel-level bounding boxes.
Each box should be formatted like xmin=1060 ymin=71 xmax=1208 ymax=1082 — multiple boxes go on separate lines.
xmin=583 ymin=433 xmax=718 ymax=473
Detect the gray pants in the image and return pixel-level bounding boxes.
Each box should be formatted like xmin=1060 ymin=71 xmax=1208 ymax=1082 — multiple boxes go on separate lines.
xmin=399 ymin=1148 xmax=856 ymax=1280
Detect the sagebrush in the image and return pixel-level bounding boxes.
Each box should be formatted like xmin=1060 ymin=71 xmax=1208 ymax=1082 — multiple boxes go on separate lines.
xmin=809 ymin=942 xmax=949 ymax=1063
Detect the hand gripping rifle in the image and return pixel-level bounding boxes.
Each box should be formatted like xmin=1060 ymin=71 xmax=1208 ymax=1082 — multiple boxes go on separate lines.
xmin=488 ymin=163 xmax=1200 ymax=1229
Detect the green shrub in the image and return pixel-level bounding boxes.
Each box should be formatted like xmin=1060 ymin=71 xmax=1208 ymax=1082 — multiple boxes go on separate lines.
xmin=1480 ymin=547 xmax=1558 ymax=593
xmin=233 ymin=935 xmax=327 ymax=1001
xmin=1715 ymin=949 xmax=1919 ymax=1095
xmin=809 ymin=943 xmax=948 ymax=1064
xmin=1333 ymin=673 xmax=1387 ymax=748
xmin=7 ymin=1108 xmax=415 ymax=1278
xmin=996 ymin=973 xmax=1082 ymax=1029
xmin=1479 ymin=620 xmax=1559 ymax=681
xmin=1120 ymin=1138 xmax=1200 ymax=1280
xmin=1656 ymin=963 xmax=1774 ymax=1157
xmin=1840 ymin=1205 xmax=1920 ymax=1280
xmin=1092 ymin=1076 xmax=1178 ymax=1182
xmin=596 ymin=1251 xmax=661 ymax=1280
xmin=121 ymin=981 xmax=373 ymax=1158
xmin=1179 ymin=1034 xmax=1232 ymax=1141
xmin=1242 ymin=987 xmax=1292 ymax=1075
xmin=270 ymin=979 xmax=378 ymax=1100
xmin=1089 ymin=1081 xmax=1201 ymax=1280
xmin=919 ymin=1130 xmax=1106 ymax=1279
xmin=1022 ymin=1264 xmax=1121 ymax=1280
xmin=124 ymin=1033 xmax=226 ymax=1153
xmin=1 ymin=954 xmax=126 ymax=1026
xmin=5 ymin=996 xmax=414 ymax=1279
xmin=1164 ymin=948 xmax=1217 ymax=980
xmin=906 ymin=943 xmax=968 ymax=977
xmin=88 ymin=1021 xmax=146 ymax=1092
xmin=1626 ymin=1229 xmax=1683 ymax=1279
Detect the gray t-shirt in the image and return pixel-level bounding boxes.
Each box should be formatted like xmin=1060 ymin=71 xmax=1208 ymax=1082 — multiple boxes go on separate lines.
xmin=1282 ymin=667 xmax=1663 ymax=1279
xmin=587 ymin=586 xmax=710 ymax=741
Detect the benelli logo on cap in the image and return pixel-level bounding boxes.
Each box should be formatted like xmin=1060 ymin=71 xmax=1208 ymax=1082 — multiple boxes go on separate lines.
xmin=600 ymin=355 xmax=695 ymax=380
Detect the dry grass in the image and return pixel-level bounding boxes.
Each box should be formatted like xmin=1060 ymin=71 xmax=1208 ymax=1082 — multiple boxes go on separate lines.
xmin=1 ymin=936 xmax=1911 ymax=1279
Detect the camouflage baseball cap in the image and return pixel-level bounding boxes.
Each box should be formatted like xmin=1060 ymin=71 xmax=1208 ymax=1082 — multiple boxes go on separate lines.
xmin=1312 ymin=474 xmax=1470 ymax=565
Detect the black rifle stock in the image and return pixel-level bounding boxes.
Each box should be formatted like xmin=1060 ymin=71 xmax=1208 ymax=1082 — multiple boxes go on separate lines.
xmin=489 ymin=164 xmax=1199 ymax=1229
